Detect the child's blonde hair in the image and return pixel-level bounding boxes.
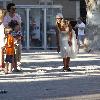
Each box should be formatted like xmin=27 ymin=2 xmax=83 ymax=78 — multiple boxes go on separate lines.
xmin=4 ymin=27 xmax=12 ymax=36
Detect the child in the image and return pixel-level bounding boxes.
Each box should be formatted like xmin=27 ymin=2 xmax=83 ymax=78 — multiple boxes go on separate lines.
xmin=4 ymin=27 xmax=14 ymax=74
xmin=14 ymin=22 xmax=22 ymax=69
xmin=0 ymin=9 xmax=5 ymax=71
xmin=8 ymin=20 xmax=22 ymax=72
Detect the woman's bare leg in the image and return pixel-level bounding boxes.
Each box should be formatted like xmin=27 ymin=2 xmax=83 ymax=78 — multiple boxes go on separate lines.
xmin=63 ymin=58 xmax=67 ymax=69
xmin=63 ymin=57 xmax=71 ymax=71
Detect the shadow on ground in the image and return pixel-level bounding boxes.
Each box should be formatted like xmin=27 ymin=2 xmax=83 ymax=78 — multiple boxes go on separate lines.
xmin=0 ymin=51 xmax=100 ymax=100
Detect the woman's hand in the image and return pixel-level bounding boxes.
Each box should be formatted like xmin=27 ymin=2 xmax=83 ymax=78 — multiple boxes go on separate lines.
xmin=68 ymin=40 xmax=72 ymax=47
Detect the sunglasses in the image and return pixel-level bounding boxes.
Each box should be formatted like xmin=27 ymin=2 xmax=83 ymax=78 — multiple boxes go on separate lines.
xmin=11 ymin=7 xmax=16 ymax=10
xmin=56 ymin=18 xmax=63 ymax=19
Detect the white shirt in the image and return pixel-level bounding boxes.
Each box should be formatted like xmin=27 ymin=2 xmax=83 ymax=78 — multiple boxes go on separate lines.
xmin=0 ymin=23 xmax=5 ymax=48
xmin=77 ymin=22 xmax=85 ymax=35
xmin=3 ymin=13 xmax=22 ymax=27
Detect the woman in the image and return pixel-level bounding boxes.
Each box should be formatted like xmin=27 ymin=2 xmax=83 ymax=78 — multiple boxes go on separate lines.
xmin=60 ymin=19 xmax=72 ymax=71
xmin=56 ymin=13 xmax=77 ymax=71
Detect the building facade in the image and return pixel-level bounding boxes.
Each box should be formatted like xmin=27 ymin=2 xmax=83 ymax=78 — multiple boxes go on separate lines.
xmin=0 ymin=0 xmax=80 ymax=50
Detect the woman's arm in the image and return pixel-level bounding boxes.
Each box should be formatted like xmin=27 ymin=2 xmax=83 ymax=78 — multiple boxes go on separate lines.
xmin=68 ymin=23 xmax=72 ymax=46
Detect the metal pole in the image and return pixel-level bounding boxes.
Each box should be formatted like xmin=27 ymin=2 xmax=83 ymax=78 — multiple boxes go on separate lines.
xmin=26 ymin=8 xmax=30 ymax=50
xmin=44 ymin=8 xmax=47 ymax=50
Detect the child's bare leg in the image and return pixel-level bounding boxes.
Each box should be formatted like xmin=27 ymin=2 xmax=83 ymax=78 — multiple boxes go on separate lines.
xmin=8 ymin=63 xmax=12 ymax=73
xmin=4 ymin=62 xmax=9 ymax=74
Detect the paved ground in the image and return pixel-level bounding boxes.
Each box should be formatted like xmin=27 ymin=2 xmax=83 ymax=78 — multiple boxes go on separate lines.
xmin=0 ymin=49 xmax=100 ymax=100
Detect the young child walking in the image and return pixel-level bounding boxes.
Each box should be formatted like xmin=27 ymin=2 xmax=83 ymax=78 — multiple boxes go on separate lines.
xmin=4 ymin=27 xmax=14 ymax=74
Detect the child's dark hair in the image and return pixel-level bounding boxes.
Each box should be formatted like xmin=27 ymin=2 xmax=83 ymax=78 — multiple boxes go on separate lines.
xmin=8 ymin=20 xmax=19 ymax=31
xmin=7 ymin=3 xmax=15 ymax=12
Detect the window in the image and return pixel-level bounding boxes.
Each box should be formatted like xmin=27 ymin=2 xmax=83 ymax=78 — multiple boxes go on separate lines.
xmin=0 ymin=0 xmax=12 ymax=9
xmin=0 ymin=2 xmax=3 ymax=8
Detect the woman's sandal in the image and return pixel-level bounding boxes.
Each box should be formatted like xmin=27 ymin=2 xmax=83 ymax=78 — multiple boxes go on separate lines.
xmin=63 ymin=67 xmax=71 ymax=71
xmin=63 ymin=67 xmax=67 ymax=71
xmin=67 ymin=68 xmax=71 ymax=71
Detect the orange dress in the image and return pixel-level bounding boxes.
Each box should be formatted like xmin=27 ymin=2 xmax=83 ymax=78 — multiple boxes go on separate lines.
xmin=5 ymin=34 xmax=14 ymax=56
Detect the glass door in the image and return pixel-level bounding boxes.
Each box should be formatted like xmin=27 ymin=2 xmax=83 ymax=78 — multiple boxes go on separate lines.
xmin=0 ymin=0 xmax=12 ymax=9
xmin=46 ymin=8 xmax=62 ymax=49
xmin=16 ymin=8 xmax=27 ymax=48
xmin=29 ymin=8 xmax=44 ymax=49
xmin=0 ymin=2 xmax=3 ymax=8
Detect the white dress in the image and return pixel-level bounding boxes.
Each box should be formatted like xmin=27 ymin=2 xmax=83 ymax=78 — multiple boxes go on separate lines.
xmin=0 ymin=23 xmax=5 ymax=48
xmin=0 ymin=23 xmax=5 ymax=66
xmin=60 ymin=29 xmax=78 ymax=58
